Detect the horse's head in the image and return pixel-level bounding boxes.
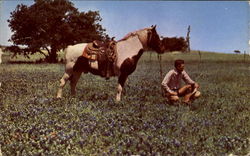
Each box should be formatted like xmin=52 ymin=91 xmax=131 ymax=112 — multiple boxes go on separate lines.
xmin=146 ymin=25 xmax=164 ymax=54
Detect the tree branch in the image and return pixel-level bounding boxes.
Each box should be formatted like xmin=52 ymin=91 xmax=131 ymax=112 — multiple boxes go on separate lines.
xmin=38 ymin=49 xmax=48 ymax=58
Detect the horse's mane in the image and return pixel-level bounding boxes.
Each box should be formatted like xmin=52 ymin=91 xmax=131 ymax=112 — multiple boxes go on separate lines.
xmin=118 ymin=28 xmax=148 ymax=42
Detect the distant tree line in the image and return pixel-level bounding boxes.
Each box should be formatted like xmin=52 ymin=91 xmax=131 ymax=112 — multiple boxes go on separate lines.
xmin=161 ymin=37 xmax=188 ymax=53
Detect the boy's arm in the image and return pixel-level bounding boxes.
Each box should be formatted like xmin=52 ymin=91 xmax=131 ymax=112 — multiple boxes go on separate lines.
xmin=161 ymin=71 xmax=176 ymax=94
xmin=182 ymin=71 xmax=199 ymax=89
xmin=182 ymin=70 xmax=195 ymax=85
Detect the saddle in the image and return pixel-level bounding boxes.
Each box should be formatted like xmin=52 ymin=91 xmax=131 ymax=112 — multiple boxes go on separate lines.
xmin=82 ymin=39 xmax=117 ymax=78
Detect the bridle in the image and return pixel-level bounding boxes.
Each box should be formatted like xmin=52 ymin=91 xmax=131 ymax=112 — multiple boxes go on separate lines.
xmin=147 ymin=28 xmax=161 ymax=52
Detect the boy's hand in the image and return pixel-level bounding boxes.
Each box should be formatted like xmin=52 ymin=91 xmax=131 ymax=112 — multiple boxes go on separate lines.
xmin=194 ymin=83 xmax=199 ymax=89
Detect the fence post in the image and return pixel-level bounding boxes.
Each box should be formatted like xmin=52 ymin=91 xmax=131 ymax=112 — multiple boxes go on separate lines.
xmin=244 ymin=50 xmax=246 ymax=63
xmin=198 ymin=50 xmax=202 ymax=62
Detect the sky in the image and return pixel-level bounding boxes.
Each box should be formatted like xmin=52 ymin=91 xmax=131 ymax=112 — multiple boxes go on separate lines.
xmin=0 ymin=1 xmax=249 ymax=54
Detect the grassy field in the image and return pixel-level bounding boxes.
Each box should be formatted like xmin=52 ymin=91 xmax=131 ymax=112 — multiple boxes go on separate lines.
xmin=0 ymin=51 xmax=249 ymax=155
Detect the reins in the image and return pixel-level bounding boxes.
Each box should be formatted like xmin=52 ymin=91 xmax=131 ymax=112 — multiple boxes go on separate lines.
xmin=157 ymin=53 xmax=163 ymax=79
xmin=157 ymin=53 xmax=165 ymax=97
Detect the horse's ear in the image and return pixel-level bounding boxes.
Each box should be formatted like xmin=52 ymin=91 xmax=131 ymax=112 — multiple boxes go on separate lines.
xmin=152 ymin=25 xmax=156 ymax=30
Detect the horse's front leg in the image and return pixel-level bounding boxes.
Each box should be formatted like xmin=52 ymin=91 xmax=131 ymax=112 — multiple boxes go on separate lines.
xmin=116 ymin=74 xmax=128 ymax=101
xmin=70 ymin=71 xmax=82 ymax=96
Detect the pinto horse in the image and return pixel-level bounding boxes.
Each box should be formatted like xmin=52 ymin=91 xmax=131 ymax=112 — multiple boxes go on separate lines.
xmin=56 ymin=25 xmax=163 ymax=101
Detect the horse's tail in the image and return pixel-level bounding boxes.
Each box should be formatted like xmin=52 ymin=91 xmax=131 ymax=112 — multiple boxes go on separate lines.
xmin=73 ymin=56 xmax=89 ymax=72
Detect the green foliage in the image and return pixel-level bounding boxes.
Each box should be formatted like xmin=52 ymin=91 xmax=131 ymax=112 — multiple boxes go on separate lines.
xmin=7 ymin=0 xmax=109 ymax=63
xmin=161 ymin=37 xmax=188 ymax=53
xmin=0 ymin=51 xmax=249 ymax=155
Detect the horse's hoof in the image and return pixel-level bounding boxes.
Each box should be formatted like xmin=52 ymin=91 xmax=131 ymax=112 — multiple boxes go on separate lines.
xmin=115 ymin=98 xmax=121 ymax=103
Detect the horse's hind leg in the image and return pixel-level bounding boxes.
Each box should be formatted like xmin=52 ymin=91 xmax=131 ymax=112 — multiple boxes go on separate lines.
xmin=57 ymin=73 xmax=70 ymax=98
xmin=70 ymin=71 xmax=82 ymax=96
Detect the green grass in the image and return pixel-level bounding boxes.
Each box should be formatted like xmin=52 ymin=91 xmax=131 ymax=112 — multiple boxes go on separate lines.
xmin=0 ymin=51 xmax=249 ymax=155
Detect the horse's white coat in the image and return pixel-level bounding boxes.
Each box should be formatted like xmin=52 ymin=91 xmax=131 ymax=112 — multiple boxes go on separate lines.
xmin=65 ymin=43 xmax=87 ymax=63
xmin=116 ymin=35 xmax=143 ymax=68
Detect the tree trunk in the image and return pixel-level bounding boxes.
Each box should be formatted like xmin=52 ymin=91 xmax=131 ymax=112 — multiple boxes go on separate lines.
xmin=47 ymin=48 xmax=58 ymax=63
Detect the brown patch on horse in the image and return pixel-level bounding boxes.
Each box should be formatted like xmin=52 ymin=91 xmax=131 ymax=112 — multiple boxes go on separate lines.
xmin=120 ymin=49 xmax=143 ymax=75
xmin=73 ymin=56 xmax=89 ymax=73
xmin=118 ymin=49 xmax=143 ymax=88
xmin=73 ymin=56 xmax=102 ymax=76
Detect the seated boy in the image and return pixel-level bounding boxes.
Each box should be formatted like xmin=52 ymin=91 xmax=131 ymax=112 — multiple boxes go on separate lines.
xmin=161 ymin=59 xmax=201 ymax=105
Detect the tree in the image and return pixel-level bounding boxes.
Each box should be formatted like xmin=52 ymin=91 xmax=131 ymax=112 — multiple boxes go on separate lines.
xmin=234 ymin=50 xmax=241 ymax=54
xmin=7 ymin=0 xmax=109 ymax=63
xmin=161 ymin=37 xmax=188 ymax=53
xmin=185 ymin=25 xmax=191 ymax=52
